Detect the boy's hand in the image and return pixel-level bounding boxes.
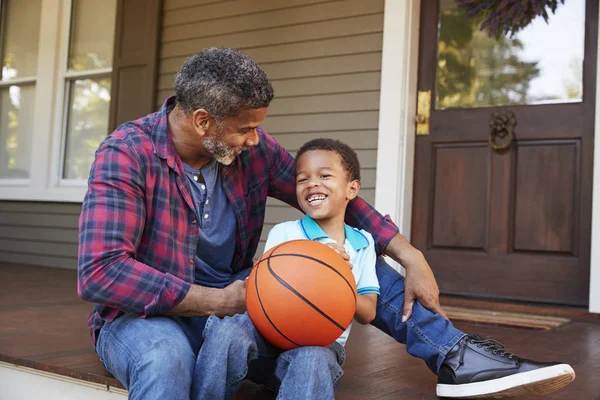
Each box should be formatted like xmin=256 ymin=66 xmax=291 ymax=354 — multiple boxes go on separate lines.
xmin=326 ymin=243 xmax=352 ymax=269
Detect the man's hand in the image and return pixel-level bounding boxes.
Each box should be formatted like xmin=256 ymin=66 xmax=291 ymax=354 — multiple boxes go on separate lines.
xmin=168 ymin=279 xmax=247 ymax=317
xmin=384 ymin=233 xmax=447 ymax=321
xmin=326 ymin=242 xmax=352 ymax=268
xmin=218 ymin=279 xmax=247 ymax=317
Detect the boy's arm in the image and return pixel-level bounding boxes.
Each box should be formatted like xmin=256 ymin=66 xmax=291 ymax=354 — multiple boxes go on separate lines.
xmin=355 ymin=293 xmax=377 ymax=324
xmin=353 ymin=235 xmax=379 ymax=324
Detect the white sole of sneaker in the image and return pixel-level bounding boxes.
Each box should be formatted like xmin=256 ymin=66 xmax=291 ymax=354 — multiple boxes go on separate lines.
xmin=436 ymin=363 xmax=575 ymax=399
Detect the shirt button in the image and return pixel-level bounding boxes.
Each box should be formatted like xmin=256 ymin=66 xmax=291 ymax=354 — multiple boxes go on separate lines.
xmin=193 ymin=176 xmax=198 ymax=182
xmin=205 ymin=199 xmax=209 ymax=205
xmin=189 ymin=258 xmax=194 ymax=264
xmin=201 ymin=184 xmax=206 ymax=190
xmin=203 ymin=213 xmax=209 ymax=219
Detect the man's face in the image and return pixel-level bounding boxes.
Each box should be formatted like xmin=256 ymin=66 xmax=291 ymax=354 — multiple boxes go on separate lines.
xmin=203 ymin=107 xmax=268 ymax=165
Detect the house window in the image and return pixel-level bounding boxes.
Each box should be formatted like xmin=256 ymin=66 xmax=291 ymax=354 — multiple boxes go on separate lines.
xmin=62 ymin=0 xmax=115 ymax=181
xmin=0 ymin=0 xmax=42 ymax=180
xmin=0 ymin=0 xmax=116 ymax=200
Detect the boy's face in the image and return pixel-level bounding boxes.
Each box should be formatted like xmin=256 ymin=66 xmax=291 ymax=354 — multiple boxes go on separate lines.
xmin=295 ymin=150 xmax=360 ymax=221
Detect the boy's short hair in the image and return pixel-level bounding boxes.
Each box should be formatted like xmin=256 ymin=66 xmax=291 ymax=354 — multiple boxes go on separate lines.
xmin=296 ymin=138 xmax=361 ymax=182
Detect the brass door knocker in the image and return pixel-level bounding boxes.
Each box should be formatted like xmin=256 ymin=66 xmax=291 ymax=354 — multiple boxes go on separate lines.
xmin=488 ymin=111 xmax=516 ymax=153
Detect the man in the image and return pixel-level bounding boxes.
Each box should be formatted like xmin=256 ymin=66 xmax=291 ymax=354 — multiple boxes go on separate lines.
xmin=78 ymin=47 xmax=574 ymax=399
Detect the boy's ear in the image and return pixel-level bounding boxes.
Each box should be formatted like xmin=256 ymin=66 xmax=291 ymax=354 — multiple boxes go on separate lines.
xmin=347 ymin=180 xmax=360 ymax=200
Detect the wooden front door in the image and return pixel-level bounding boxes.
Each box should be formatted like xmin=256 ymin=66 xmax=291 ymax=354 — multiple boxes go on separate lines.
xmin=412 ymin=0 xmax=597 ymax=306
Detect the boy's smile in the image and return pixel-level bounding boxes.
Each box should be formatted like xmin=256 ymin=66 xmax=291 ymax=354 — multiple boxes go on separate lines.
xmin=295 ymin=150 xmax=359 ymax=222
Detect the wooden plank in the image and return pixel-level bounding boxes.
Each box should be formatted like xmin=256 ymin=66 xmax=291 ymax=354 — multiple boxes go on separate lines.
xmin=261 ymin=111 xmax=379 ymax=133
xmin=260 ymin=53 xmax=382 ymax=80
xmin=0 ymin=201 xmax=82 ymax=215
xmin=271 ymin=72 xmax=381 ymax=97
xmin=268 ymin=91 xmax=380 ymax=116
xmin=163 ymin=0 xmax=330 ymax=26
xmin=160 ymin=14 xmax=383 ymax=58
xmin=162 ymin=0 xmax=383 ymax=42
xmin=160 ymin=32 xmax=383 ymax=71
xmin=0 ymin=240 xmax=78 ymax=258
xmin=0 ymin=212 xmax=80 ymax=228
xmin=164 ymin=0 xmax=232 ymax=11
xmin=0 ymin=226 xmax=78 ymax=243
xmin=271 ymin=130 xmax=379 ymax=150
xmin=0 ymin=253 xmax=77 ymax=269
xmin=445 ymin=306 xmax=571 ymax=330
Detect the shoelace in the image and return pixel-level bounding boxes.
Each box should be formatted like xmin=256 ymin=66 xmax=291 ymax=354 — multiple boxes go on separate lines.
xmin=468 ymin=334 xmax=515 ymax=359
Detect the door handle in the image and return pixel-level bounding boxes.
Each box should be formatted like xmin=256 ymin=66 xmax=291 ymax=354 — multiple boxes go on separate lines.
xmin=416 ymin=90 xmax=431 ymax=135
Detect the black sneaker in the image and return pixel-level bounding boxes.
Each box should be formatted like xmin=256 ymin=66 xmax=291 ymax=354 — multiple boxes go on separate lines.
xmin=436 ymin=334 xmax=575 ymax=399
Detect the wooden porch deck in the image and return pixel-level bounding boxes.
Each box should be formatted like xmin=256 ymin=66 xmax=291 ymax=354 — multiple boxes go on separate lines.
xmin=1 ymin=263 xmax=599 ymax=399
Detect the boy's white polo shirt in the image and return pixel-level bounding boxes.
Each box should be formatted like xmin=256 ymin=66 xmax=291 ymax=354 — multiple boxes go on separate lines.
xmin=263 ymin=215 xmax=380 ymax=346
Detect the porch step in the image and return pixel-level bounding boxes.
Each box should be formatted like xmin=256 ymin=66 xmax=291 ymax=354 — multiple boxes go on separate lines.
xmin=0 ymin=361 xmax=127 ymax=400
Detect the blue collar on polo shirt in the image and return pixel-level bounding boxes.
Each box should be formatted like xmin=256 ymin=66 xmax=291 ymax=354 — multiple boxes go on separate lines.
xmin=299 ymin=215 xmax=369 ymax=251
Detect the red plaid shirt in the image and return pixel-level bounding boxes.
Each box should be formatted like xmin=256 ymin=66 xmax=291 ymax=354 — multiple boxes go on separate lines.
xmin=78 ymin=96 xmax=399 ymax=344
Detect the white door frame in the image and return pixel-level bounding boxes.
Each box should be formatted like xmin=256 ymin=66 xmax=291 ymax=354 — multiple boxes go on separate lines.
xmin=374 ymin=0 xmax=600 ymax=313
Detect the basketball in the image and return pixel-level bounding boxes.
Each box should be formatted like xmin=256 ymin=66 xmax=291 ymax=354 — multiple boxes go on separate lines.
xmin=246 ymin=239 xmax=357 ymax=350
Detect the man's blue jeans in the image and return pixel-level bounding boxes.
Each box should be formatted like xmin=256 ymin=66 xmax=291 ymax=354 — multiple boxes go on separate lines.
xmin=95 ymin=257 xmax=465 ymax=399
xmin=193 ymin=313 xmax=345 ymax=399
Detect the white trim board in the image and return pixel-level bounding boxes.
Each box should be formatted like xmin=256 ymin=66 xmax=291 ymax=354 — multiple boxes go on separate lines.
xmin=589 ymin=4 xmax=600 ymax=314
xmin=374 ymin=0 xmax=421 ymax=273
xmin=0 ymin=361 xmax=127 ymax=400
xmin=374 ymin=0 xmax=599 ymax=313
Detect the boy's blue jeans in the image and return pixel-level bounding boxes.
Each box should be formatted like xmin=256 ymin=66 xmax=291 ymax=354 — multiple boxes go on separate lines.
xmin=95 ymin=257 xmax=465 ymax=400
xmin=194 ymin=313 xmax=346 ymax=399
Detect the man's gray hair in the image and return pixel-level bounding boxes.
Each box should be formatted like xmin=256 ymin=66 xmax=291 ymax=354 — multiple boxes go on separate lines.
xmin=174 ymin=47 xmax=274 ymax=119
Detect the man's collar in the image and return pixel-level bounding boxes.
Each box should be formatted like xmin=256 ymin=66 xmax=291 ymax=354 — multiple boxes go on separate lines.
xmin=300 ymin=215 xmax=369 ymax=251
xmin=151 ymin=95 xmax=177 ymax=162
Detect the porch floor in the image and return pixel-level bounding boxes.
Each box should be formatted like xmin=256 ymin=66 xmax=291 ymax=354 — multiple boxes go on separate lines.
xmin=1 ymin=263 xmax=599 ymax=399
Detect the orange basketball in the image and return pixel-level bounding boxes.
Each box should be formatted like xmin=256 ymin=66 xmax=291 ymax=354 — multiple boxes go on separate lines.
xmin=246 ymin=239 xmax=357 ymax=350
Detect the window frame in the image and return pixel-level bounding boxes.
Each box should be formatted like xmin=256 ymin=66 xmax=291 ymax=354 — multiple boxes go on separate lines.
xmin=0 ymin=0 xmax=115 ymax=202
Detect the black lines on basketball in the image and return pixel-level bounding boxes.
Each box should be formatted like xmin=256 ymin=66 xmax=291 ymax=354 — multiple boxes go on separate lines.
xmin=266 ymin=255 xmax=346 ymax=333
xmin=254 ymin=255 xmax=301 ymax=348
xmin=268 ymin=252 xmax=357 ymax=303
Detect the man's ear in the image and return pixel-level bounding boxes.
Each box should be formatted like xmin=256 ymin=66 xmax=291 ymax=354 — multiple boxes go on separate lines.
xmin=347 ymin=180 xmax=360 ymax=201
xmin=192 ymin=109 xmax=211 ymax=135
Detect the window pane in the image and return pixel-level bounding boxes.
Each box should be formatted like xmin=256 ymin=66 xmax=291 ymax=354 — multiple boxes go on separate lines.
xmin=435 ymin=0 xmax=585 ymax=109
xmin=0 ymin=85 xmax=35 ymax=178
xmin=1 ymin=0 xmax=42 ymax=80
xmin=63 ymin=78 xmax=111 ymax=180
xmin=68 ymin=0 xmax=117 ymax=71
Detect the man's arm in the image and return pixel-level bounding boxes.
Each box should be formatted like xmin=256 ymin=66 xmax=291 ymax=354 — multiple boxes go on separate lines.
xmin=78 ymin=137 xmax=242 ymax=318
xmin=167 ymin=281 xmax=246 ymax=317
xmin=384 ymin=233 xmax=447 ymax=320
xmin=78 ymin=137 xmax=190 ymax=316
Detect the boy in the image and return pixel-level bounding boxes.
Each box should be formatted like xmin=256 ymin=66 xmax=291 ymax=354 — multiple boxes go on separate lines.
xmin=194 ymin=138 xmax=378 ymax=399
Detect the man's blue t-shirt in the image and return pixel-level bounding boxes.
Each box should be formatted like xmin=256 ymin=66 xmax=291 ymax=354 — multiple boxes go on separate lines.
xmin=182 ymin=160 xmax=236 ymax=288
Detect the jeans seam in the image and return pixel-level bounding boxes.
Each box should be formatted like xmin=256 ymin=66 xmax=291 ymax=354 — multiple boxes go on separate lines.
xmin=378 ymin=298 xmax=402 ymax=314
xmin=436 ymin=332 xmax=467 ymax=372
xmin=99 ymin=329 xmax=141 ymax=385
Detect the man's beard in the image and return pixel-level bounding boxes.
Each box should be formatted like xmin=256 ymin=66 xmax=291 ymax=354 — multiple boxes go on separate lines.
xmin=203 ymin=126 xmax=247 ymax=165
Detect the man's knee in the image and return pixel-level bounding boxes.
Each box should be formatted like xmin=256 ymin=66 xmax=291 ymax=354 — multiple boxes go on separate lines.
xmin=137 ymin=337 xmax=195 ymax=379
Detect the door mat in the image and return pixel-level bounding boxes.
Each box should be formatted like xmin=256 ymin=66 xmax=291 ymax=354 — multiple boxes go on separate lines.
xmin=445 ymin=306 xmax=571 ymax=330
